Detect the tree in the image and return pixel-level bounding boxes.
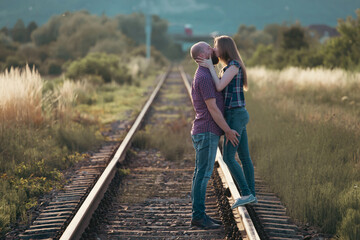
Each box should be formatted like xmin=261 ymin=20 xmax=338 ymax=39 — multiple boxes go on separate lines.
xmin=0 ymin=27 xmax=9 ymax=36
xmin=323 ymin=9 xmax=360 ymax=69
xmin=233 ymin=25 xmax=272 ymax=60
xmin=248 ymin=44 xmax=274 ymax=67
xmin=115 ymin=13 xmax=179 ymax=59
xmin=115 ymin=13 xmax=145 ymax=45
xmin=264 ymin=23 xmax=286 ymax=48
xmin=31 ymin=15 xmax=64 ymax=46
xmin=12 ymin=19 xmax=27 ymax=43
xmin=26 ymin=21 xmax=38 ymax=42
xmin=282 ymin=26 xmax=309 ymax=50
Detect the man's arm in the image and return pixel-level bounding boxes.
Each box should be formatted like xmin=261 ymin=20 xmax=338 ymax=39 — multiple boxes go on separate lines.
xmin=205 ymin=98 xmax=239 ymax=146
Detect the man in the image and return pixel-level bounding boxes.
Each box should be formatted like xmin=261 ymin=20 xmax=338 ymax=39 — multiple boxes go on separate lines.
xmin=190 ymin=42 xmax=239 ymax=229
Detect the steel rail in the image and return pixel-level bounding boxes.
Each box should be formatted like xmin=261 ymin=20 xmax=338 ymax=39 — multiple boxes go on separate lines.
xmin=179 ymin=65 xmax=260 ymax=240
xmin=60 ymin=69 xmax=170 ymax=240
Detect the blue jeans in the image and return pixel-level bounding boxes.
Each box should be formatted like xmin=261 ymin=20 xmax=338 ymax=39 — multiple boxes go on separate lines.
xmin=191 ymin=132 xmax=220 ymax=220
xmin=223 ymin=107 xmax=255 ymax=197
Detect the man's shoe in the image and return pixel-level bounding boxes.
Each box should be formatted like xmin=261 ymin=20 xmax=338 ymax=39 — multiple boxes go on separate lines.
xmin=190 ymin=216 xmax=221 ymax=229
xmin=206 ymin=214 xmax=222 ymax=225
xmin=231 ymin=194 xmax=257 ymax=209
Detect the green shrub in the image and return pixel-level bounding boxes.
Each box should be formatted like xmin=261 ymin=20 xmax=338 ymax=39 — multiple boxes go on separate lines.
xmin=4 ymin=56 xmax=25 ymax=70
xmin=0 ymin=124 xmax=85 ymax=236
xmin=247 ymin=44 xmax=274 ymax=67
xmin=55 ymin=123 xmax=102 ymax=152
xmin=66 ymin=52 xmax=132 ymax=84
xmin=322 ymin=9 xmax=360 ymax=70
xmin=47 ymin=59 xmax=63 ymax=75
xmin=248 ymin=45 xmax=324 ymax=69
xmin=129 ymin=45 xmax=168 ymax=67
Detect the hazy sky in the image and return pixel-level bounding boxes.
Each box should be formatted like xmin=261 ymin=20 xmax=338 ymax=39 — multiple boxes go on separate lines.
xmin=0 ymin=0 xmax=359 ymax=34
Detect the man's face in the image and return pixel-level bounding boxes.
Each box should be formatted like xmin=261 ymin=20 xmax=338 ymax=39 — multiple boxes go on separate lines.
xmin=198 ymin=44 xmax=213 ymax=59
xmin=198 ymin=44 xmax=219 ymax=64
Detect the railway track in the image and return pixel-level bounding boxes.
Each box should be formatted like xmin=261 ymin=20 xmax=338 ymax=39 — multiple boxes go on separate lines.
xmin=15 ymin=66 xmax=307 ymax=240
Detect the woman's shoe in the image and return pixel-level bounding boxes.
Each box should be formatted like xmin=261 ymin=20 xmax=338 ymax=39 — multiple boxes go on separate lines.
xmin=231 ymin=194 xmax=257 ymax=209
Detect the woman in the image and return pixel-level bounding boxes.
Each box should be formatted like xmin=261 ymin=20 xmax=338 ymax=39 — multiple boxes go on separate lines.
xmin=197 ymin=35 xmax=256 ymax=208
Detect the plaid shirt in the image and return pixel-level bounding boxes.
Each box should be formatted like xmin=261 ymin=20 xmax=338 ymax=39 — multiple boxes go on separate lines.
xmin=191 ymin=66 xmax=224 ymax=136
xmin=222 ymin=60 xmax=246 ymax=109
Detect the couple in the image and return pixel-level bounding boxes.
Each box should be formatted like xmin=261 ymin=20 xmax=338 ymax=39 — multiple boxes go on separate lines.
xmin=190 ymin=35 xmax=256 ymax=229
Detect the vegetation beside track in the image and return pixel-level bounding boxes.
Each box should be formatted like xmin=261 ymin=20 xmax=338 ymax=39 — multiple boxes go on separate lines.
xmin=0 ymin=61 xmax=165 ymax=236
xmin=183 ymin=59 xmax=360 ymax=239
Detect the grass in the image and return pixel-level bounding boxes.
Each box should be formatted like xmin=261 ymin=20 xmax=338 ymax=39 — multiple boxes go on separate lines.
xmin=248 ymin=66 xmax=360 ymax=123
xmin=245 ymin=67 xmax=360 ymax=239
xmin=132 ymin=116 xmax=193 ymax=162
xmin=182 ymin=60 xmax=360 ymax=239
xmin=0 ymin=65 xmax=43 ymax=125
xmin=0 ymin=124 xmax=92 ymax=234
xmin=0 ymin=62 xmax=163 ymax=237
xmin=0 ymin=67 xmax=102 ymax=235
xmin=246 ymin=93 xmax=359 ymax=235
xmin=75 ymin=74 xmax=160 ymax=124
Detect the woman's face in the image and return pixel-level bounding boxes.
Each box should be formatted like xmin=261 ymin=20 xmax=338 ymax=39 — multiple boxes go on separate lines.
xmin=213 ymin=47 xmax=220 ymax=58
xmin=213 ymin=44 xmax=220 ymax=58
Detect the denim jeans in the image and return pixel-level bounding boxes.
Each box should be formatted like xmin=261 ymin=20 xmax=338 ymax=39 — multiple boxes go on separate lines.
xmin=191 ymin=132 xmax=220 ymax=220
xmin=223 ymin=107 xmax=255 ymax=197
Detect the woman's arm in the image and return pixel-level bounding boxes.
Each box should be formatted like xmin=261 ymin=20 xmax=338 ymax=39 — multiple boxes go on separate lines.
xmin=197 ymin=57 xmax=238 ymax=91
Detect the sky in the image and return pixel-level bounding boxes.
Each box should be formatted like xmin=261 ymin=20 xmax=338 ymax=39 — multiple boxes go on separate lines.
xmin=0 ymin=0 xmax=359 ymax=35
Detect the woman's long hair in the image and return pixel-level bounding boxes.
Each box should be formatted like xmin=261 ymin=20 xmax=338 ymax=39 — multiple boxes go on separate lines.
xmin=214 ymin=35 xmax=248 ymax=90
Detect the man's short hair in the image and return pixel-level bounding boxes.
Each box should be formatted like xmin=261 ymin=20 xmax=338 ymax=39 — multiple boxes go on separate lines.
xmin=190 ymin=42 xmax=207 ymax=60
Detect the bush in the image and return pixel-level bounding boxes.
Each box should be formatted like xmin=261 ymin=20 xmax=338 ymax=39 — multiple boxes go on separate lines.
xmin=55 ymin=123 xmax=102 ymax=153
xmin=129 ymin=45 xmax=168 ymax=67
xmin=45 ymin=59 xmax=63 ymax=75
xmin=248 ymin=45 xmax=324 ymax=69
xmin=65 ymin=52 xmax=132 ymax=84
xmin=0 ymin=123 xmax=100 ymax=236
xmin=32 ymin=11 xmax=129 ymax=61
xmin=281 ymin=26 xmax=309 ymax=50
xmin=4 ymin=56 xmax=25 ymax=70
xmin=0 ymin=44 xmax=13 ymax=63
xmin=89 ymin=38 xmax=130 ymax=55
xmin=31 ymin=14 xmax=64 ymax=46
xmin=322 ymin=9 xmax=360 ymax=70
xmin=247 ymin=44 xmax=274 ymax=67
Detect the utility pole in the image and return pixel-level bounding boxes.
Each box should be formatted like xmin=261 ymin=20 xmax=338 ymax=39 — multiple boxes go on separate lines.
xmin=145 ymin=5 xmax=152 ymax=60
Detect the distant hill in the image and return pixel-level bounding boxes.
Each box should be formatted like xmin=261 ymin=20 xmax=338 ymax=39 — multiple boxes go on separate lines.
xmin=0 ymin=0 xmax=359 ymax=35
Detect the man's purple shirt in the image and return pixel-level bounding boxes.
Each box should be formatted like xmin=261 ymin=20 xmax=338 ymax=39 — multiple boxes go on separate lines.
xmin=191 ymin=66 xmax=224 ymax=136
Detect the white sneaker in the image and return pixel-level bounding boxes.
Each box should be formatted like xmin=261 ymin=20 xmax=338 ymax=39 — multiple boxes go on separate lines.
xmin=231 ymin=194 xmax=257 ymax=209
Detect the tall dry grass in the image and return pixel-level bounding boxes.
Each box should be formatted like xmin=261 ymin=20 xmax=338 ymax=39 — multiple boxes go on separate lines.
xmin=245 ymin=66 xmax=360 ymax=238
xmin=248 ymin=66 xmax=360 ymax=88
xmin=0 ymin=65 xmax=43 ymax=125
xmin=248 ymin=66 xmax=360 ymax=135
xmin=52 ymin=80 xmax=90 ymax=121
xmin=0 ymin=65 xmax=93 ymax=126
xmin=0 ymin=65 xmax=101 ymax=236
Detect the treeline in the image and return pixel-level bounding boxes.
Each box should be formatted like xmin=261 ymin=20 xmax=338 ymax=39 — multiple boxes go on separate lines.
xmin=236 ymin=9 xmax=360 ymax=70
xmin=0 ymin=11 xmax=181 ymax=79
